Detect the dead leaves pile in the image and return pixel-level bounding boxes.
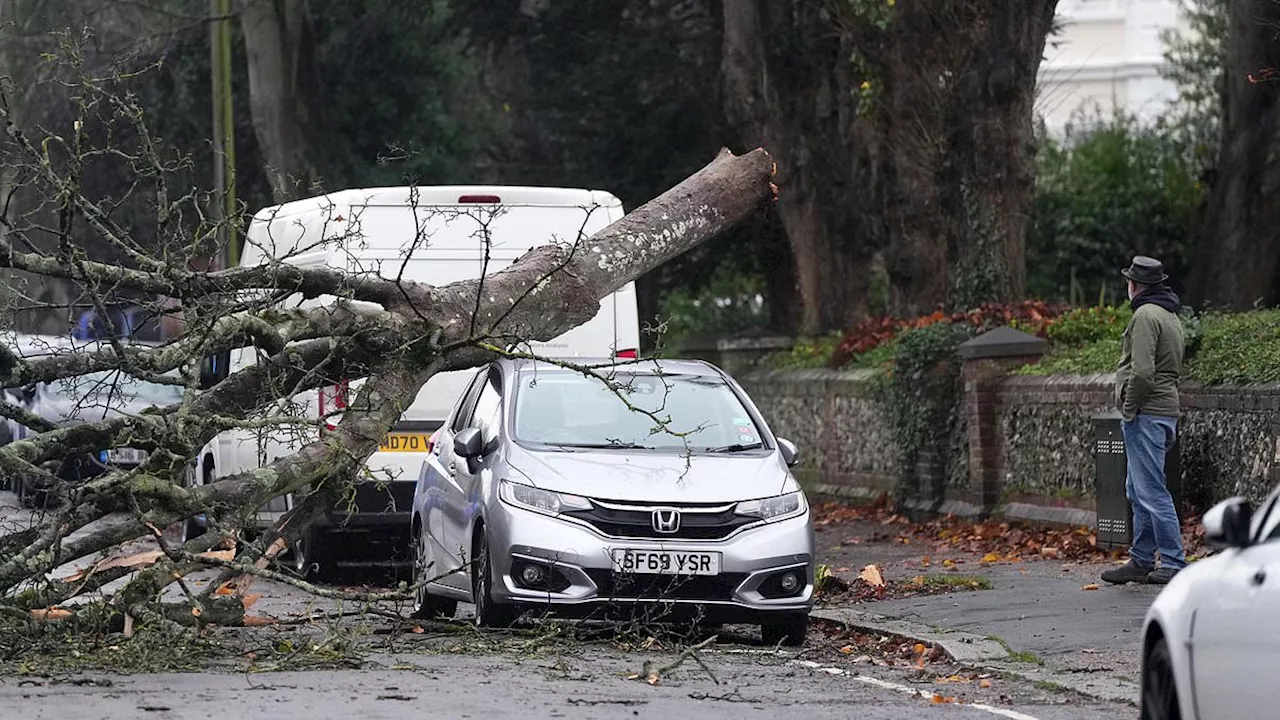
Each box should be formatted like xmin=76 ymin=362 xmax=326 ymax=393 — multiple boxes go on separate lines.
xmin=816 ymin=563 xmax=988 ymax=604
xmin=816 ymin=499 xmax=1211 ymax=564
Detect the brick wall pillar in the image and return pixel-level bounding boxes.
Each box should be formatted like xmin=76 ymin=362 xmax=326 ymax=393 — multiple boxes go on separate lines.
xmin=958 ymin=328 xmax=1048 ymax=517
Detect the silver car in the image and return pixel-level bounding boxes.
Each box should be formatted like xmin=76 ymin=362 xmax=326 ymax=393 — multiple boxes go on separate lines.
xmin=409 ymin=357 xmax=814 ymax=644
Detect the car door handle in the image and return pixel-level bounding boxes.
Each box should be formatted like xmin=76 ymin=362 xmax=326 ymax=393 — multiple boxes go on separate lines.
xmin=1253 ymin=569 xmax=1267 ymax=586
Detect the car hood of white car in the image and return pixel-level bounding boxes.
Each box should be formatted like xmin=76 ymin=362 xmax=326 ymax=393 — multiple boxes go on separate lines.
xmin=505 ymin=445 xmax=800 ymax=504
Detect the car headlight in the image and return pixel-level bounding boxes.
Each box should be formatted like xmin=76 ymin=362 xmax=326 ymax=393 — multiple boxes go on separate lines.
xmin=499 ymin=480 xmax=592 ymax=516
xmin=736 ymin=491 xmax=807 ymax=521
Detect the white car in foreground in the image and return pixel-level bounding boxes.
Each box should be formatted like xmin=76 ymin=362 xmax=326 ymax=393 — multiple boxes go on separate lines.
xmin=1140 ymin=482 xmax=1280 ymax=720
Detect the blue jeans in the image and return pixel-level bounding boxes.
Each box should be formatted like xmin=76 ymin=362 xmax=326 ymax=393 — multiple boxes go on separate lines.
xmin=1123 ymin=414 xmax=1186 ymax=570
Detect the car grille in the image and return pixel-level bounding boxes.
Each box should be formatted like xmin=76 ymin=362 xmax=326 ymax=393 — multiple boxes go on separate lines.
xmin=562 ymin=502 xmax=757 ymax=540
xmin=585 ymin=569 xmax=746 ymax=601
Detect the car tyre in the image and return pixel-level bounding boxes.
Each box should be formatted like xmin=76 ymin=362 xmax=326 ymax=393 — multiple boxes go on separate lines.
xmin=1141 ymin=637 xmax=1181 ymax=720
xmin=761 ymin=614 xmax=809 ymax=647
xmin=472 ymin=528 xmax=517 ymax=628
xmin=411 ymin=525 xmax=457 ymax=620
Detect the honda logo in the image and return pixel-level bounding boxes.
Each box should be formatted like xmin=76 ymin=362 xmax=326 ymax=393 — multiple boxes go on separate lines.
xmin=652 ymin=508 xmax=681 ymax=534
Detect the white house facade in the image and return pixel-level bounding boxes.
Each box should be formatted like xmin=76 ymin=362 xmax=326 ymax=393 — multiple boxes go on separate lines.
xmin=1036 ymin=0 xmax=1188 ymax=134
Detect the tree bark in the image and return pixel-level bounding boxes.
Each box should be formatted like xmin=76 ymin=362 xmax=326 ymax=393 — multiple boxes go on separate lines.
xmin=1188 ymin=0 xmax=1280 ymax=309
xmin=238 ymin=0 xmax=318 ymax=203
xmin=722 ymin=1 xmax=1053 ymax=332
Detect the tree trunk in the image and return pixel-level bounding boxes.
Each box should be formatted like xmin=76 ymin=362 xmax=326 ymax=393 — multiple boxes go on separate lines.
xmin=722 ymin=1 xmax=1052 ymax=332
xmin=238 ymin=0 xmax=318 ymax=203
xmin=1189 ymin=0 xmax=1280 ymax=310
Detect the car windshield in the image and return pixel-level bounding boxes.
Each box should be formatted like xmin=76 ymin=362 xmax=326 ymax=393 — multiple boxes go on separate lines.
xmin=512 ymin=369 xmax=764 ymax=451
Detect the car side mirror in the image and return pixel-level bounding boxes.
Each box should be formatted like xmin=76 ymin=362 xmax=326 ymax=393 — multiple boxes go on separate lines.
xmin=1204 ymin=497 xmax=1253 ymax=549
xmin=453 ymin=427 xmax=484 ymax=459
xmin=777 ymin=438 xmax=799 ymax=467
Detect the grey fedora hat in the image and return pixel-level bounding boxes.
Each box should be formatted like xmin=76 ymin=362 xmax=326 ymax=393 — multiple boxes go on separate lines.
xmin=1120 ymin=255 xmax=1168 ymax=285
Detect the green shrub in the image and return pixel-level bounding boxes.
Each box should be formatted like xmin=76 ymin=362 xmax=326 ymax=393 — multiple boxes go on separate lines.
xmin=1186 ymin=311 xmax=1280 ymax=384
xmin=768 ymin=334 xmax=842 ymax=370
xmin=1029 ymin=108 xmax=1201 ymax=305
xmin=1044 ymin=305 xmax=1133 ymax=347
xmin=1020 ymin=309 xmax=1278 ymax=384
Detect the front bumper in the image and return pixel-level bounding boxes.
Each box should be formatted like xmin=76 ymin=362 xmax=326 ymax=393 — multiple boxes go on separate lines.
xmin=486 ymin=500 xmax=814 ymax=620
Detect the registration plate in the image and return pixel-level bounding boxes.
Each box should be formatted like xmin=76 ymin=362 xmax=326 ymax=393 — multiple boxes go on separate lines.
xmin=379 ymin=432 xmax=432 ymax=452
xmin=610 ymin=549 xmax=721 ymax=576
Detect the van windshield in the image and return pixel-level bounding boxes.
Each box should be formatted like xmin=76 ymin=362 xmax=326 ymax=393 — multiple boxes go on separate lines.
xmin=51 ymin=370 xmax=186 ymax=411
xmin=512 ymin=369 xmax=763 ymax=452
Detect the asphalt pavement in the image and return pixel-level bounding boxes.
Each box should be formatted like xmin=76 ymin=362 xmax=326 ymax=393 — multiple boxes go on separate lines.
xmin=0 ymin=490 xmax=1142 ymax=719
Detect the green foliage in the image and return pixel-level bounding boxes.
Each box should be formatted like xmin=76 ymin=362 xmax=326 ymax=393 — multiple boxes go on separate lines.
xmin=659 ymin=269 xmax=769 ymax=340
xmin=769 ymin=335 xmax=843 ymax=370
xmin=1044 ymin=305 xmax=1133 ymax=346
xmin=1017 ymin=338 xmax=1123 ymax=377
xmin=1185 ymin=311 xmax=1280 ymax=384
xmin=882 ymin=323 xmax=974 ymax=502
xmin=1029 ymin=108 xmax=1202 ymax=304
xmin=1017 ymin=307 xmax=1277 ymax=384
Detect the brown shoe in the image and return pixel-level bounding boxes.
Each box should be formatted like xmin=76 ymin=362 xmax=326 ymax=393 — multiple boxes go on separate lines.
xmin=1101 ymin=560 xmax=1154 ymax=585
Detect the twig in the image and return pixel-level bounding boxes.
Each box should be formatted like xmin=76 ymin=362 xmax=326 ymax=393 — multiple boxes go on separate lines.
xmin=637 ymin=634 xmax=719 ymax=685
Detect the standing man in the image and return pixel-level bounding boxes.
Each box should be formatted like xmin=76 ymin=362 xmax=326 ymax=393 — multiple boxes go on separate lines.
xmin=1103 ymin=256 xmax=1187 ymax=585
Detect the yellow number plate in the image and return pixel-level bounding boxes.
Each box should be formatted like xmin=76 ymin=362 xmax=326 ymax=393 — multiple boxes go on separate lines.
xmin=379 ymin=432 xmax=432 ymax=453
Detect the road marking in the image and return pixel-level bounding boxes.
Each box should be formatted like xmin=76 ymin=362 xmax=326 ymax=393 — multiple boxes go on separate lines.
xmin=791 ymin=660 xmax=1042 ymax=720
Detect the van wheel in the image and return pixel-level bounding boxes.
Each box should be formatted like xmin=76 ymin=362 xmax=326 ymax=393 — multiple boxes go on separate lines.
xmin=302 ymin=526 xmax=331 ymax=582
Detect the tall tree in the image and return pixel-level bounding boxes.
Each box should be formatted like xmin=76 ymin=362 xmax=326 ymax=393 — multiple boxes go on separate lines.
xmin=1188 ymin=0 xmax=1280 ymax=309
xmin=723 ymin=0 xmax=1057 ymax=333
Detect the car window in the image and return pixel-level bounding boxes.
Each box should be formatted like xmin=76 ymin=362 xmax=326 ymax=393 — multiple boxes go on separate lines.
xmin=469 ymin=371 xmax=502 ymax=445
xmin=511 ymin=369 xmax=763 ymax=451
xmin=450 ymin=369 xmax=488 ymax=433
xmin=1256 ymin=485 xmax=1280 ymax=543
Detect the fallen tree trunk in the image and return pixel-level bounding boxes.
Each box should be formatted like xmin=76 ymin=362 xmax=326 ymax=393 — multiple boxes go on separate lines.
xmin=0 ymin=137 xmax=777 ymax=623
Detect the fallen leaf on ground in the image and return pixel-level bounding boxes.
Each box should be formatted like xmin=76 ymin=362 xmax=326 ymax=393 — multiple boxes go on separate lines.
xmin=858 ymin=564 xmax=885 ymax=588
xmin=980 ymin=552 xmax=1001 ymax=564
xmin=241 ymin=593 xmax=262 ymax=609
xmin=932 ymin=695 xmax=957 ymax=704
xmin=979 ymin=679 xmax=992 ymax=689
xmin=242 ymin=615 xmax=278 ymax=627
xmin=1041 ymin=547 xmax=1060 ymax=559
xmin=646 ymin=674 xmax=659 ymax=686
xmin=839 ymin=645 xmax=856 ymax=654
xmin=939 ymin=674 xmax=967 ymax=683
xmin=411 ymin=625 xmax=425 ymax=634
xmin=1081 ymin=583 xmax=1100 ymax=591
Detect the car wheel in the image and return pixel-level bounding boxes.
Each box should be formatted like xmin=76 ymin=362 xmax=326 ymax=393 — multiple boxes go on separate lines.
xmin=471 ymin=528 xmax=517 ymax=628
xmin=411 ymin=525 xmax=457 ymax=620
xmin=1141 ymin=637 xmax=1181 ymax=720
xmin=761 ymin=614 xmax=809 ymax=647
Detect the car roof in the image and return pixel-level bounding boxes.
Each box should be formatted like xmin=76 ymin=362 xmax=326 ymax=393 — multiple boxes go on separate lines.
xmin=501 ymin=356 xmax=724 ymax=377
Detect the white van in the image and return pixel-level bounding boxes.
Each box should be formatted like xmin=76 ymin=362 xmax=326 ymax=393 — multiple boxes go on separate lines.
xmin=193 ymin=186 xmax=640 ymax=575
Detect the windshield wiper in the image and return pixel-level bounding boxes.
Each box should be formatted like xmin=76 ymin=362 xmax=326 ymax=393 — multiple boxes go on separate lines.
xmin=704 ymin=443 xmax=764 ymax=453
xmin=551 ymin=442 xmax=653 ymax=450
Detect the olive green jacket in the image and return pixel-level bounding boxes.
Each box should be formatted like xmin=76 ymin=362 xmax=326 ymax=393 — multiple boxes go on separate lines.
xmin=1114 ymin=304 xmax=1184 ymax=421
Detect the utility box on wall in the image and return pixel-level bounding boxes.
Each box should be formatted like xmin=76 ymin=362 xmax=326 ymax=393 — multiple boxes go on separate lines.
xmin=1092 ymin=411 xmax=1182 ymax=550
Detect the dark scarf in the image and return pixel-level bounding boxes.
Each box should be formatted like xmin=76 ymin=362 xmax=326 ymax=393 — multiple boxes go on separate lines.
xmin=1130 ymin=284 xmax=1181 ymax=314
